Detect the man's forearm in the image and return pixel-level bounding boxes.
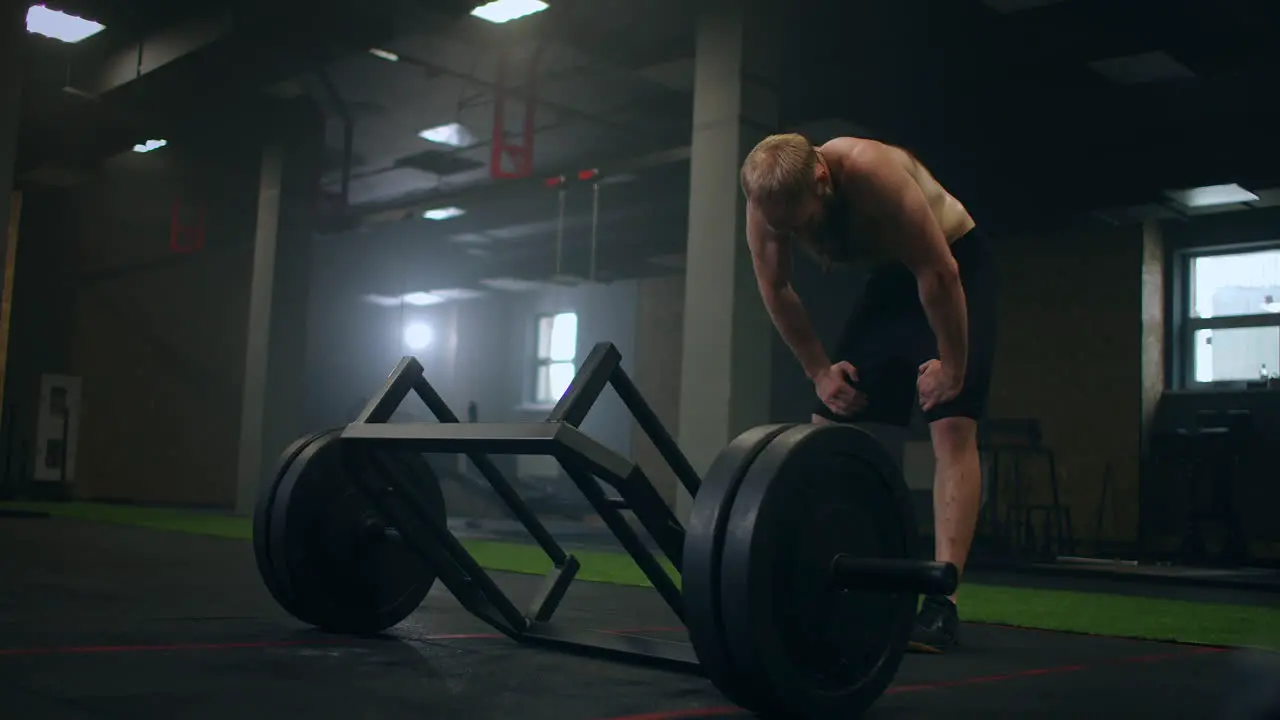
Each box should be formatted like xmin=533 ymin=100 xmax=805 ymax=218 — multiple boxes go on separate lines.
xmin=764 ymin=286 xmax=830 ymax=379
xmin=919 ymin=271 xmax=968 ymax=378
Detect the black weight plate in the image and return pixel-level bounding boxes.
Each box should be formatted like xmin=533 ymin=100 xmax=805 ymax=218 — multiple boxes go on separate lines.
xmin=253 ymin=428 xmax=336 ymax=622
xmin=268 ymin=431 xmax=444 ymax=634
xmin=719 ymin=423 xmax=919 ymax=718
xmin=683 ymin=423 xmax=796 ymax=711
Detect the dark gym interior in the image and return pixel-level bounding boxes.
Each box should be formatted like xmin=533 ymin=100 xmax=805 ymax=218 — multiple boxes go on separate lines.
xmin=2 ymin=0 xmax=1279 ymax=717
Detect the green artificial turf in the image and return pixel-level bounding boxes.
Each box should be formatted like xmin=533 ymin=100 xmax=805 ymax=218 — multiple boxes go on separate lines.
xmin=4 ymin=501 xmax=1278 ymax=651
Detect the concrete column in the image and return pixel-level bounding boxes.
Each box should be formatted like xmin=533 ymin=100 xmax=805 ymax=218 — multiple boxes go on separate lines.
xmin=676 ymin=0 xmax=781 ymax=518
xmin=235 ymin=144 xmax=284 ymax=514
xmin=259 ymin=104 xmax=322 ymax=512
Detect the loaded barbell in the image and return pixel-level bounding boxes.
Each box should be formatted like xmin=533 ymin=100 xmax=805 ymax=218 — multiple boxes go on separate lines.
xmin=253 ymin=343 xmax=957 ymax=718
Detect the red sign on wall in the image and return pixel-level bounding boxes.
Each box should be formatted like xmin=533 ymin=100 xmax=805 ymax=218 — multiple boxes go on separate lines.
xmin=169 ymin=196 xmax=205 ymax=254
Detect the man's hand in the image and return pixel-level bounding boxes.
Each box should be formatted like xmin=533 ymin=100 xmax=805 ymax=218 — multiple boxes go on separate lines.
xmin=815 ymin=361 xmax=867 ymax=416
xmin=917 ymin=359 xmax=963 ymax=412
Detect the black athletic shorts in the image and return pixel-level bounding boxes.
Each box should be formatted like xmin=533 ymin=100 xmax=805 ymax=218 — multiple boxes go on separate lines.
xmin=813 ymin=226 xmax=998 ymax=426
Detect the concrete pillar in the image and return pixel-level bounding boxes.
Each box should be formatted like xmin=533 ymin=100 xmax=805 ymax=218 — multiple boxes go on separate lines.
xmin=259 ymin=104 xmax=322 ymax=512
xmin=235 ymin=144 xmax=285 ymax=514
xmin=676 ymin=0 xmax=781 ymax=518
xmin=234 ymin=102 xmax=323 ymax=515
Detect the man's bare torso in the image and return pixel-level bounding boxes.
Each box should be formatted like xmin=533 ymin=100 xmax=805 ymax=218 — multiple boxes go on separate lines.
xmin=815 ymin=137 xmax=975 ymax=266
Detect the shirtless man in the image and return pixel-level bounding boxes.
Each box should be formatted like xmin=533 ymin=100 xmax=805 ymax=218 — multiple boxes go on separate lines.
xmin=740 ymin=133 xmax=997 ymax=653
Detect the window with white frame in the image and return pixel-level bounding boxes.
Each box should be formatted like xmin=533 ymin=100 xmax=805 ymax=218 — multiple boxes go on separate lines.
xmin=533 ymin=312 xmax=578 ymax=404
xmin=1181 ymin=246 xmax=1280 ymax=385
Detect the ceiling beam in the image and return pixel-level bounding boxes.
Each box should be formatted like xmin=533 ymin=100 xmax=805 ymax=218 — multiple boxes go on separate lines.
xmin=75 ymin=12 xmax=233 ymax=97
xmin=16 ymin=0 xmax=456 ymax=175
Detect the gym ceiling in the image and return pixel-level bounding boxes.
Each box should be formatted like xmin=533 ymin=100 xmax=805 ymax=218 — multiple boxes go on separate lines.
xmin=15 ymin=0 xmax=1280 ymax=289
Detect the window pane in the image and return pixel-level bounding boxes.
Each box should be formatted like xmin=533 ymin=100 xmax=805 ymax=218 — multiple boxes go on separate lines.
xmin=548 ymin=312 xmax=577 ymax=362
xmin=1190 ymin=249 xmax=1280 ymax=319
xmin=536 ymin=316 xmax=555 ymax=360
xmin=535 ymin=364 xmax=550 ymax=402
xmin=548 ymin=361 xmax=576 ymax=400
xmin=1193 ymin=326 xmax=1280 ymax=382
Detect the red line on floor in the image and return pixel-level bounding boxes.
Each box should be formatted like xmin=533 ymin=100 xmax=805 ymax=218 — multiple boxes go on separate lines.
xmin=886 ymin=664 xmax=1091 ymax=693
xmin=590 ymin=646 xmax=1231 ymax=720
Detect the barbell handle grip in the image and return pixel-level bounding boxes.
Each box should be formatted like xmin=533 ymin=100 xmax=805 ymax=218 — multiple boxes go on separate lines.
xmin=830 ymin=555 xmax=959 ymax=597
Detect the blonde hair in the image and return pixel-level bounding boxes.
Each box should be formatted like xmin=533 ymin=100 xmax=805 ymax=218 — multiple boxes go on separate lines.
xmin=740 ymin=133 xmax=817 ymax=207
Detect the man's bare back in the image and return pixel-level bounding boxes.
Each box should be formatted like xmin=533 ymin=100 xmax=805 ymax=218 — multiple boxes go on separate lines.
xmin=816 ymin=137 xmax=976 ymax=263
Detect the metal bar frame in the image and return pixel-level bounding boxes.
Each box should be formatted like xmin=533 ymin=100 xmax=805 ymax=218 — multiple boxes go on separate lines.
xmin=410 ymin=374 xmax=568 ymax=565
xmin=337 ymin=346 xmax=713 ymax=672
xmin=344 ymin=445 xmax=526 ymax=637
xmin=351 ymin=358 xmax=582 ymax=627
xmin=519 ymin=624 xmax=701 ymax=674
xmin=607 ymin=361 xmax=702 ymax=496
xmin=556 ymin=454 xmax=685 ymax=621
xmin=548 ymin=342 xmax=619 ymax=427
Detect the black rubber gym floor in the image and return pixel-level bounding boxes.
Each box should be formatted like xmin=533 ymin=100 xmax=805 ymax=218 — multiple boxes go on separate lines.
xmin=0 ymin=518 xmax=1251 ymax=719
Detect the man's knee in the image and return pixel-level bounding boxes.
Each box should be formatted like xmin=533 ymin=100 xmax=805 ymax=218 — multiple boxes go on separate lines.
xmin=928 ymin=416 xmax=979 ymax=460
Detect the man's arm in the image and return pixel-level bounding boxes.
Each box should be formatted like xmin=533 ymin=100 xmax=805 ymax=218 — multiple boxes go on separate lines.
xmin=844 ymin=148 xmax=968 ymax=379
xmin=747 ymin=207 xmax=831 ymax=379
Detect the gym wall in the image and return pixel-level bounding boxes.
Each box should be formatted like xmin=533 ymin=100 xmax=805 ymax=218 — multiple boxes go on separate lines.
xmin=5 ymin=102 xmax=323 ymax=508
xmin=8 ymin=142 xmax=258 ymax=505
xmin=986 ymin=222 xmax=1146 ymax=547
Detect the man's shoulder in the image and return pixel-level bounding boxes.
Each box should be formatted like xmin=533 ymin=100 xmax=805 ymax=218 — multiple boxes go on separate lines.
xmin=825 ymin=138 xmax=903 ymax=181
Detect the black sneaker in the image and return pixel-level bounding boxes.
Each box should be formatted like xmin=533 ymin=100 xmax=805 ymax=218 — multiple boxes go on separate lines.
xmin=907 ymin=595 xmax=960 ymax=654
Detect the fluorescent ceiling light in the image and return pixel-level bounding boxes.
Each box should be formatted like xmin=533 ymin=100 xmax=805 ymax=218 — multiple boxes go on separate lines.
xmin=423 ymin=206 xmax=465 ymax=221
xmin=402 ymin=292 xmax=446 ymax=307
xmin=26 ymin=5 xmax=105 ymax=43
xmin=1164 ymin=183 xmax=1259 ymax=208
xmin=132 ymin=139 xmax=167 ymax=153
xmin=470 ymin=0 xmax=548 ymax=24
xmin=369 ymin=48 xmax=399 ymax=62
xmin=417 ymin=122 xmax=476 ymax=147
xmin=430 ymin=288 xmax=485 ymax=300
xmin=400 ymin=289 xmax=484 ymax=306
